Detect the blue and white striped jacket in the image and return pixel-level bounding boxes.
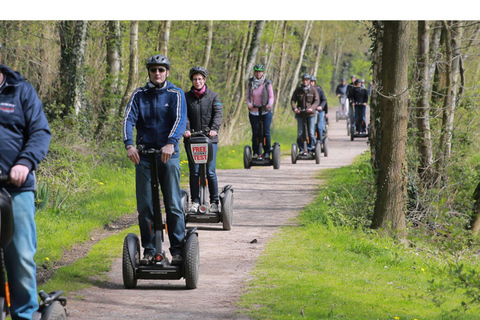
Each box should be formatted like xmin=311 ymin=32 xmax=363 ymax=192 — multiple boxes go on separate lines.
xmin=123 ymin=81 xmax=187 ymax=159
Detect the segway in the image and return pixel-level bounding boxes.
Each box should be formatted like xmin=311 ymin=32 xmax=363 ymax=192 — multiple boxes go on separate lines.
xmin=0 ymin=173 xmax=67 ymax=320
xmin=349 ymin=103 xmax=369 ymax=141
xmin=243 ymin=105 xmax=281 ymax=170
xmin=291 ymin=111 xmax=321 ymax=164
xmin=335 ymin=95 xmax=349 ymax=122
xmin=315 ymin=112 xmax=329 ymax=157
xmin=184 ymin=131 xmax=234 ymax=230
xmin=122 ymin=147 xmax=199 ymax=289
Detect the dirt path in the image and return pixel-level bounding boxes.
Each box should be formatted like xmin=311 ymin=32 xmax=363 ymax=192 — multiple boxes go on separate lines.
xmin=66 ymin=113 xmax=368 ymax=319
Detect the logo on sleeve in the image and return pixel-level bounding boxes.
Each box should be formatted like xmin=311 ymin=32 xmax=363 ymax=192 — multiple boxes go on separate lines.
xmin=0 ymin=102 xmax=15 ymax=113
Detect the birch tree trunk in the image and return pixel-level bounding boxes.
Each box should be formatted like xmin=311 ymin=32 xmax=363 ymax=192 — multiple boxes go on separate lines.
xmin=436 ymin=21 xmax=464 ymax=180
xmin=415 ymin=21 xmax=434 ymax=182
xmin=71 ymin=21 xmax=88 ymax=116
xmin=202 ymin=20 xmax=213 ymax=69
xmin=288 ymin=21 xmax=313 ymax=102
xmin=371 ymin=21 xmax=410 ymax=232
xmin=119 ymin=21 xmax=139 ymax=116
xmin=274 ymin=21 xmax=288 ymax=111
xmin=245 ymin=20 xmax=266 ymax=80
xmin=157 ymin=20 xmax=171 ymax=57
xmin=312 ymin=27 xmax=324 ymax=78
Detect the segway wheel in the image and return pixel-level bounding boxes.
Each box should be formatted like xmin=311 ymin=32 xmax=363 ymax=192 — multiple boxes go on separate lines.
xmin=323 ymin=136 xmax=329 ymax=157
xmin=243 ymin=146 xmax=252 ymax=169
xmin=184 ymin=234 xmax=199 ymax=289
xmin=336 ymin=111 xmax=339 ymax=122
xmin=346 ymin=118 xmax=350 ymax=136
xmin=122 ymin=234 xmax=139 ymax=289
xmin=350 ymin=125 xmax=355 ymax=141
xmin=272 ymin=144 xmax=281 ymax=170
xmin=40 ymin=301 xmax=66 ymax=320
xmin=315 ymin=142 xmax=321 ymax=164
xmin=291 ymin=143 xmax=297 ymax=164
xmin=221 ymin=189 xmax=234 ymax=230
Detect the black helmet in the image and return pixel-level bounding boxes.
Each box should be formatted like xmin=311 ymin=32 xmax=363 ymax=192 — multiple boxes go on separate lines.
xmin=189 ymin=66 xmax=208 ymax=81
xmin=301 ymin=73 xmax=311 ymax=80
xmin=310 ymin=76 xmax=317 ymax=82
xmin=355 ymin=79 xmax=362 ymax=85
xmin=351 ymin=75 xmax=356 ymax=78
xmin=146 ymin=54 xmax=170 ymax=70
xmin=253 ymin=64 xmax=265 ymax=71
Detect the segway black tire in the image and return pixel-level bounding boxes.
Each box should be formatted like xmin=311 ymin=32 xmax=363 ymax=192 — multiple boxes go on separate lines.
xmin=323 ymin=137 xmax=329 ymax=157
xmin=243 ymin=146 xmax=251 ymax=169
xmin=272 ymin=144 xmax=281 ymax=170
xmin=221 ymin=189 xmax=234 ymax=230
xmin=184 ymin=234 xmax=199 ymax=289
xmin=122 ymin=235 xmax=139 ymax=289
xmin=315 ymin=142 xmax=321 ymax=164
xmin=291 ymin=143 xmax=297 ymax=164
xmin=40 ymin=301 xmax=66 ymax=320
xmin=181 ymin=189 xmax=189 ymax=221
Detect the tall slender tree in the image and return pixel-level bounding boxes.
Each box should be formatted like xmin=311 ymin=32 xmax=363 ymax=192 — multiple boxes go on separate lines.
xmin=371 ymin=21 xmax=411 ymax=232
xmin=119 ymin=21 xmax=139 ymax=116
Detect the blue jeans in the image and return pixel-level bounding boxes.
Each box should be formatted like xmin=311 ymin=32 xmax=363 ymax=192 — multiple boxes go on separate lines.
xmin=135 ymin=157 xmax=185 ymax=256
xmin=4 ymin=191 xmax=38 ymax=320
xmin=354 ymin=104 xmax=366 ymax=132
xmin=316 ymin=111 xmax=325 ymax=143
xmin=296 ymin=115 xmax=316 ymax=151
xmin=249 ymin=112 xmax=273 ymax=155
xmin=188 ymin=143 xmax=219 ymax=204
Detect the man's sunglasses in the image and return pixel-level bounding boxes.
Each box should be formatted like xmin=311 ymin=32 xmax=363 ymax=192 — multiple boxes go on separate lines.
xmin=149 ymin=67 xmax=167 ymax=73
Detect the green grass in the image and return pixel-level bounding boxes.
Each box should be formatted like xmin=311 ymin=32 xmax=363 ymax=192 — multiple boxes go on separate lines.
xmin=238 ymin=157 xmax=480 ymax=320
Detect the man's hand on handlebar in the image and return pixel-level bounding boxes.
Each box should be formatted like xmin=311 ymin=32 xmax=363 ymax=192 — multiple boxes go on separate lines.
xmin=184 ymin=130 xmax=192 ymax=138
xmin=161 ymin=143 xmax=174 ymax=163
xmin=127 ymin=146 xmax=140 ymax=164
xmin=209 ymin=130 xmax=217 ymax=138
xmin=9 ymin=164 xmax=29 ymax=187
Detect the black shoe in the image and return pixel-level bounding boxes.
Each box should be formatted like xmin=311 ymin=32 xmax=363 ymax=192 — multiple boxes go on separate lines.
xmin=140 ymin=253 xmax=154 ymax=265
xmin=171 ymin=254 xmax=183 ymax=266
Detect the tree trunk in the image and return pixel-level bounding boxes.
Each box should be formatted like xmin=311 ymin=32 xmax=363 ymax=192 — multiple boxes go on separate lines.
xmin=288 ymin=21 xmax=313 ymax=102
xmin=330 ymin=32 xmax=344 ymax=92
xmin=119 ymin=21 xmax=139 ymax=117
xmin=244 ymin=20 xmax=266 ymax=80
xmin=369 ymin=21 xmax=383 ymax=171
xmin=70 ymin=21 xmax=88 ymax=116
xmin=274 ymin=21 xmax=288 ymax=111
xmin=436 ymin=21 xmax=464 ymax=180
xmin=371 ymin=21 xmax=410 ymax=232
xmin=415 ymin=21 xmax=434 ymax=183
xmin=96 ymin=21 xmax=122 ymax=136
xmin=470 ymin=182 xmax=480 ymax=236
xmin=312 ymin=27 xmax=324 ymax=78
xmin=157 ymin=20 xmax=171 ymax=57
xmin=202 ymin=21 xmax=213 ymax=69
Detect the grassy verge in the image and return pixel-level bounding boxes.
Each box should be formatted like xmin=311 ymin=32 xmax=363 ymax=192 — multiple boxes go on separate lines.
xmin=238 ymin=155 xmax=480 ymax=320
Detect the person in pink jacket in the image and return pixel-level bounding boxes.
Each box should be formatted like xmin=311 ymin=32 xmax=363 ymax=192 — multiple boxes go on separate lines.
xmin=246 ymin=64 xmax=275 ymax=159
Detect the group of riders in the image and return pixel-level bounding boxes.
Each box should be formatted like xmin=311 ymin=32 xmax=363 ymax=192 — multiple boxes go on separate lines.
xmin=335 ymin=74 xmax=370 ymax=135
xmin=2 ymin=46 xmax=371 ymax=319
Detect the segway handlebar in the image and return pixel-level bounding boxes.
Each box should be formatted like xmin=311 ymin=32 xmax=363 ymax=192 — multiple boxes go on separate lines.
xmin=189 ymin=127 xmax=211 ymax=138
xmin=136 ymin=145 xmax=163 ymax=155
xmin=0 ymin=170 xmax=10 ymax=183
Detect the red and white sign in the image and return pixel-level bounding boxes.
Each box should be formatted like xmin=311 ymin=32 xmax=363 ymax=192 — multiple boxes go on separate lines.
xmin=190 ymin=143 xmax=208 ymax=164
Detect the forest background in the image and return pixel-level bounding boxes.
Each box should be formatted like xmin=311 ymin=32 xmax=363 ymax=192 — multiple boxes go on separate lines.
xmin=2 ymin=20 xmax=480 ymax=311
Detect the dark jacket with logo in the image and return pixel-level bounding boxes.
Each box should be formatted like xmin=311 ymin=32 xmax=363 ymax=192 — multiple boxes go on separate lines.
xmin=291 ymin=85 xmax=319 ymax=118
xmin=123 ymin=81 xmax=187 ymax=159
xmin=0 ymin=65 xmax=51 ymax=192
xmin=349 ymin=86 xmax=369 ymax=105
xmin=184 ymin=86 xmax=223 ymax=143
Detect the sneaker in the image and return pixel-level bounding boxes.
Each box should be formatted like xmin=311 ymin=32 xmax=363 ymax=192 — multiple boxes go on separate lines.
xmin=210 ymin=202 xmax=219 ymax=213
xmin=140 ymin=253 xmax=153 ymax=265
xmin=263 ymin=152 xmax=270 ymax=159
xmin=253 ymin=153 xmax=258 ymax=159
xmin=190 ymin=202 xmax=200 ymax=213
xmin=171 ymin=254 xmax=183 ymax=266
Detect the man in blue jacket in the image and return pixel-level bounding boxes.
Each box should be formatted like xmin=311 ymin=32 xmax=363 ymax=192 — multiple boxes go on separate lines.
xmin=0 ymin=44 xmax=51 ymax=320
xmin=123 ymin=54 xmax=187 ymax=266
